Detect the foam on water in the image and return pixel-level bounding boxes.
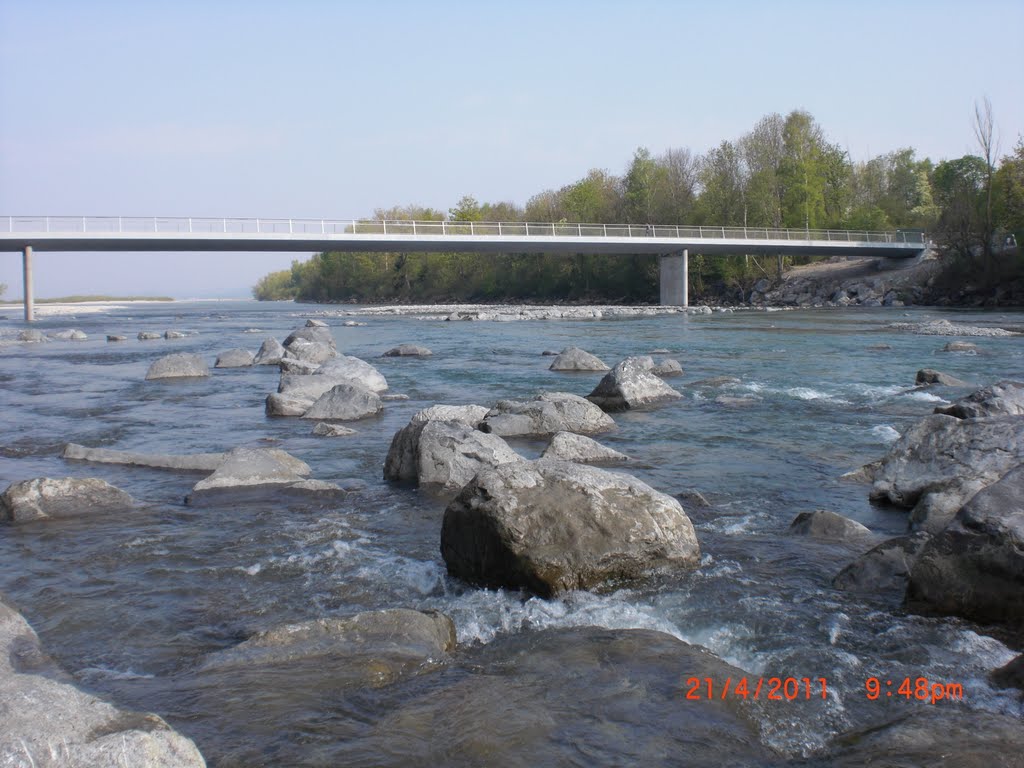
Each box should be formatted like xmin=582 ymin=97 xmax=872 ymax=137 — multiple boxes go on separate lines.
xmin=870 ymin=424 xmax=901 ymax=443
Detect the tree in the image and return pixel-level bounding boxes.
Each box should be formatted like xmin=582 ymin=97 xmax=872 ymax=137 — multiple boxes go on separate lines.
xmin=697 ymin=141 xmax=746 ymax=225
xmin=448 ymin=195 xmax=483 ymax=222
xmin=779 ymin=110 xmax=827 ymax=230
xmin=994 ymin=136 xmax=1024 ymax=235
xmin=932 ymin=155 xmax=988 ymax=260
xmin=974 ymin=97 xmax=999 ymax=265
xmin=623 ymin=147 xmax=659 ymax=223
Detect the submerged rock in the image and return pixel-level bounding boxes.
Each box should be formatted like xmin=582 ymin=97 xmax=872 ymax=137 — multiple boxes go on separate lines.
xmin=384 ymin=418 xmax=522 ymax=490
xmin=17 ymin=329 xmax=46 ymax=343
xmin=547 ymin=346 xmax=609 ymax=372
xmin=788 ymin=510 xmax=873 ymax=542
xmin=1 ymin=477 xmax=134 ymax=522
xmin=479 ymin=392 xmax=615 ymax=437
xmin=540 ymin=431 xmax=629 ymax=464
xmin=138 ymin=331 xmax=162 ymax=340
xmin=49 ymin=329 xmax=87 ymax=341
xmin=164 ymin=330 xmax=188 ymax=339
xmin=586 ymin=357 xmax=682 ymax=412
xmin=215 ymin=348 xmax=255 ymax=368
xmin=62 ymin=443 xmax=225 ymax=471
xmin=869 ymin=413 xmax=1024 ymax=532
xmin=441 ymin=460 xmax=700 ymax=596
xmin=943 ymin=340 xmax=979 ymax=352
xmin=0 ymin=595 xmax=206 ymax=767
xmin=354 ymin=627 xmax=771 ymax=768
xmin=200 ymin=608 xmax=456 ymax=683
xmin=934 ymin=380 xmax=1024 ymax=419
xmin=915 ymin=368 xmax=971 ymax=387
xmin=905 ymin=464 xmax=1024 ymax=634
xmin=312 ymin=422 xmax=357 ymax=437
xmin=187 ymin=447 xmax=340 ymax=503
xmin=146 ymin=353 xmax=210 ymax=380
xmin=382 ymin=344 xmax=432 ymax=357
xmin=106 ymin=334 xmax=127 ymax=342
xmin=651 ymin=358 xmax=683 ymax=377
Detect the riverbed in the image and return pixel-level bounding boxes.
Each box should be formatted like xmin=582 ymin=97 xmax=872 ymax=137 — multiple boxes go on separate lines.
xmin=1 ymin=301 xmax=1022 ymax=765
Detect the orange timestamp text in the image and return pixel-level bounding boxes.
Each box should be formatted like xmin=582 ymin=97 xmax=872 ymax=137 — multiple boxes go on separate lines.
xmin=865 ymin=677 xmax=964 ymax=704
xmin=684 ymin=676 xmax=828 ymax=701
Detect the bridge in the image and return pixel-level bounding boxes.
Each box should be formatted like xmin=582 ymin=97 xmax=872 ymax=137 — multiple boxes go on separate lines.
xmin=1 ymin=215 xmax=928 ymax=322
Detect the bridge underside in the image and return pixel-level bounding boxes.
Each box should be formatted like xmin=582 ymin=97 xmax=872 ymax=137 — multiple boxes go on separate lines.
xmin=3 ymin=231 xmax=925 ymax=321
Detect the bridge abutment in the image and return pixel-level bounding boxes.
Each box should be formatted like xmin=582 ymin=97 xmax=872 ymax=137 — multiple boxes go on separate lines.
xmin=659 ymin=249 xmax=688 ymax=307
xmin=22 ymin=245 xmax=34 ymax=323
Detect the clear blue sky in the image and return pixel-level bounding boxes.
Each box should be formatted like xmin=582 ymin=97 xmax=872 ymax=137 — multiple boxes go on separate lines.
xmin=1 ymin=0 xmax=1021 ymax=299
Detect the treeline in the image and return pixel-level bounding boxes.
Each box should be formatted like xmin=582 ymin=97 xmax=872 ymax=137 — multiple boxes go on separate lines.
xmin=254 ymin=108 xmax=1024 ymax=304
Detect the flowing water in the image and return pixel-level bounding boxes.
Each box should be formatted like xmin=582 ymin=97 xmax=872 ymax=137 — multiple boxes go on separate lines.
xmin=1 ymin=301 xmax=1022 ymax=765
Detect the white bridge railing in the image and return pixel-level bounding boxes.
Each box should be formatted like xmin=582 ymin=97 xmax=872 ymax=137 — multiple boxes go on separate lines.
xmin=2 ymin=216 xmax=927 ymax=245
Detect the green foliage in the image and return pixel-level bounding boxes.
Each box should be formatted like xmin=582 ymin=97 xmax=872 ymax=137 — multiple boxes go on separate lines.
xmin=252 ymin=106 xmax=1022 ymax=305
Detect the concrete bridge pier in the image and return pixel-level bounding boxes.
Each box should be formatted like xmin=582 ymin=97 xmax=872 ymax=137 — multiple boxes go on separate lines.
xmin=22 ymin=245 xmax=34 ymax=323
xmin=659 ymin=249 xmax=688 ymax=307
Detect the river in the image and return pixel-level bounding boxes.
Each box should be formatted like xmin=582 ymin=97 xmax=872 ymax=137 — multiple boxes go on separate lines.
xmin=1 ymin=300 xmax=1022 ymax=765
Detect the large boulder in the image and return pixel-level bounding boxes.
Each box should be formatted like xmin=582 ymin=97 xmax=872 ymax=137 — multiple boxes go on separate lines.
xmin=934 ymin=380 xmax=1024 ymax=419
xmin=273 ymin=356 xmax=389 ymax=416
xmin=384 ymin=419 xmax=522 ymax=490
xmin=283 ymin=338 xmax=336 ymax=364
xmin=265 ymin=392 xmax=313 ymax=417
xmin=186 ymin=447 xmax=340 ymax=503
xmin=441 ymin=460 xmax=700 ymax=597
xmin=651 ymin=358 xmax=684 ymax=377
xmin=548 ymin=347 xmax=610 ymax=372
xmin=586 ymin=357 xmax=683 ymax=412
xmin=316 ymin=356 xmax=388 ymax=392
xmin=300 ymin=383 xmax=383 ymax=421
xmin=905 ymin=465 xmax=1024 ymax=633
xmin=283 ymin=325 xmax=336 ymax=349
xmin=253 ymin=337 xmax=287 ymax=365
xmin=479 ymin=392 xmax=614 ymax=437
xmin=409 ymin=404 xmax=489 ymax=426
xmin=540 ymin=431 xmax=629 ymax=464
xmin=1 ymin=477 xmax=134 ymax=522
xmin=200 ymin=608 xmax=455 ymax=686
xmin=62 ymin=443 xmax=225 ymax=471
xmin=214 ymin=348 xmax=254 ymax=368
xmin=869 ymin=414 xmax=1024 ymax=532
xmin=0 ymin=595 xmax=206 ymax=767
xmin=145 ymin=353 xmax=210 ymax=380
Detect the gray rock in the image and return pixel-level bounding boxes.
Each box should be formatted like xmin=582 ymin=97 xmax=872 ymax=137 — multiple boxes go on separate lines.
xmin=409 ymin=404 xmax=489 ymax=426
xmin=934 ymin=380 xmax=1024 ymax=419
xmin=214 ymin=348 xmax=255 ymax=368
xmin=49 ymin=329 xmax=87 ymax=341
xmin=867 ymin=343 xmax=892 ymax=351
xmin=832 ymin=532 xmax=932 ymax=599
xmin=688 ymin=376 xmax=740 ymax=387
xmin=441 ymin=460 xmax=700 ymax=596
xmin=0 ymin=595 xmax=206 ymax=767
xmin=284 ymin=338 xmax=337 ymax=364
xmin=991 ymin=654 xmax=1024 ymax=694
xmin=788 ymin=510 xmax=873 ymax=541
xmin=540 ymin=431 xmax=629 ymax=464
xmin=586 ymin=357 xmax=682 ymax=412
xmin=541 ymin=349 xmax=558 ymax=356
xmin=200 ymin=608 xmax=455 ymax=678
xmin=265 ymin=392 xmax=313 ymax=417
xmin=869 ymin=414 xmax=1024 ymax=532
xmin=905 ymin=464 xmax=1024 ymax=633
xmin=62 ymin=443 xmax=225 ymax=471
xmin=480 ymin=392 xmax=615 ymax=437
xmin=714 ymin=395 xmax=761 ymax=407
xmin=1 ymin=477 xmax=134 ymax=522
xmin=278 ymin=357 xmax=320 ymax=374
xmin=301 ymin=383 xmax=383 ymax=421
xmin=916 ymin=368 xmax=971 ymax=387
xmin=145 ymin=353 xmax=210 ymax=380
xmin=283 ymin=325 xmax=336 ymax=349
xmin=187 ymin=447 xmax=340 ymax=503
xmin=305 ymin=318 xmax=329 ymax=327
xmin=106 ymin=334 xmax=127 ymax=342
xmin=17 ymin=329 xmax=46 ymax=342
xmin=944 ymin=340 xmax=979 ymax=352
xmin=676 ymin=489 xmax=711 ymax=508
xmin=651 ymin=358 xmax=683 ymax=377
xmin=384 ymin=419 xmax=522 ymax=490
xmin=315 ymin=356 xmax=389 ymax=392
xmin=382 ymin=344 xmax=433 ymax=357
xmin=381 ymin=393 xmax=410 ymax=401
xmin=548 ymin=346 xmax=610 ymax=372
xmin=164 ymin=330 xmax=188 ymax=339
xmin=253 ymin=337 xmax=287 ymax=365
xmin=138 ymin=331 xmax=162 ymax=340
xmin=312 ymin=422 xmax=357 ymax=437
